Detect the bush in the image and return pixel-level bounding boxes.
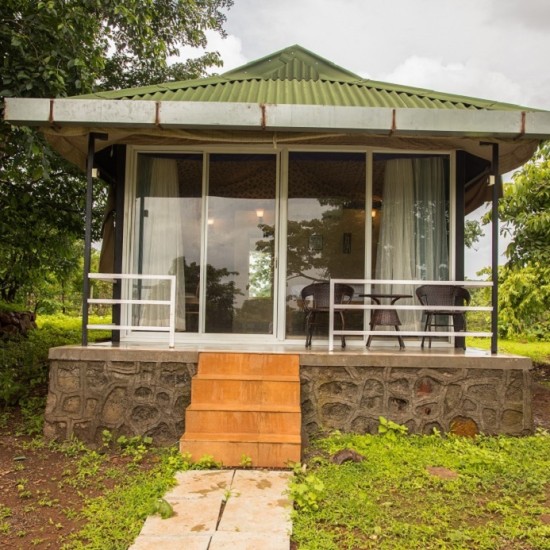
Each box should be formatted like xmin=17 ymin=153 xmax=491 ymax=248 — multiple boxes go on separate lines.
xmin=0 ymin=314 xmax=111 ymax=406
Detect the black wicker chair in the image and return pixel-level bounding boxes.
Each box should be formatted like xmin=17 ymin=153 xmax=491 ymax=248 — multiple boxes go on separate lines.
xmin=416 ymin=284 xmax=471 ymax=348
xmin=301 ymin=282 xmax=354 ymax=348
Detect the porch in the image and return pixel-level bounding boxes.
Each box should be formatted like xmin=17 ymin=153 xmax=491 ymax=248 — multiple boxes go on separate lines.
xmin=45 ymin=343 xmax=533 ymax=460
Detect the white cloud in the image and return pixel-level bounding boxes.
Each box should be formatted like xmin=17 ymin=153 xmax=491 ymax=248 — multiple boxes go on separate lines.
xmin=379 ymin=56 xmax=525 ymax=106
xmin=170 ymin=31 xmax=248 ymax=75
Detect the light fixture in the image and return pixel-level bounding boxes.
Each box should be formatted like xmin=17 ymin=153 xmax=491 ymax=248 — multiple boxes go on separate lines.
xmin=207 ymin=218 xmax=214 ymax=225
xmin=371 ymin=209 xmax=377 ymax=218
xmin=256 ymin=208 xmax=264 ymax=219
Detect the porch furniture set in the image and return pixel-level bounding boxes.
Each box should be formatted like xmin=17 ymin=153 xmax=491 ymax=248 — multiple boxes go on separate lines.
xmin=301 ymin=282 xmax=471 ymax=349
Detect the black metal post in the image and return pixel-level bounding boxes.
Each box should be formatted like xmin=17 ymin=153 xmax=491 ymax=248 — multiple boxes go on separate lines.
xmin=490 ymin=144 xmax=500 ymax=355
xmin=455 ymin=152 xmax=466 ymax=349
xmin=112 ymin=145 xmax=126 ymax=344
xmin=82 ymin=133 xmax=108 ymax=347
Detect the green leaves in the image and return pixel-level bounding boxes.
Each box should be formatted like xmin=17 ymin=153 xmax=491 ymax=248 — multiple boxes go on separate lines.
xmin=499 ymin=141 xmax=550 ymax=267
xmin=0 ymin=0 xmax=233 ymax=305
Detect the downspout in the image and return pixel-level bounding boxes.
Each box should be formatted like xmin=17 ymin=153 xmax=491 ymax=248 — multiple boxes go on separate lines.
xmin=82 ymin=132 xmax=108 ymax=346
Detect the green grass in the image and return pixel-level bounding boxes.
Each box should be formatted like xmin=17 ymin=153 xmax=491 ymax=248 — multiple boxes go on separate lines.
xmin=468 ymin=338 xmax=550 ymax=366
xmin=62 ymin=448 xmax=187 ymax=549
xmin=292 ymin=429 xmax=550 ymax=549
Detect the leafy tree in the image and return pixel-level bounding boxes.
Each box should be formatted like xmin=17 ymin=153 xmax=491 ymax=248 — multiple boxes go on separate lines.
xmin=0 ymin=0 xmax=232 ymax=305
xmin=464 ymin=219 xmax=484 ymax=249
xmin=499 ymin=142 xmax=550 ymax=266
xmin=497 ymin=264 xmax=550 ymax=340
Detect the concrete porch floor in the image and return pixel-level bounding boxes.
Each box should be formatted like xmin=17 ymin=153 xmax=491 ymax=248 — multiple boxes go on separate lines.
xmin=54 ymin=340 xmax=532 ymax=369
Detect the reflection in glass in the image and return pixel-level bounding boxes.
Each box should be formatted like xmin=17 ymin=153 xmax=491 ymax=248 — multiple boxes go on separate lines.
xmin=206 ymin=154 xmax=276 ymax=334
xmin=286 ymin=152 xmax=366 ymax=339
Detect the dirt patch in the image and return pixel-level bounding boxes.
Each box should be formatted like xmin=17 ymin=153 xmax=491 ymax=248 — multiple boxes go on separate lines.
xmin=0 ymin=410 xmax=139 ymax=549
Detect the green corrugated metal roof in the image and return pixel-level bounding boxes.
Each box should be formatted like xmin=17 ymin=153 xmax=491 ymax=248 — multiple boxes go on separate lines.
xmin=77 ymin=45 xmax=534 ymax=112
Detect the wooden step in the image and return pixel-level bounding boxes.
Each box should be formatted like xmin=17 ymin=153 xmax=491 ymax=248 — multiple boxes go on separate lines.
xmin=180 ymin=352 xmax=302 ymax=467
xmin=198 ymin=352 xmax=299 ymax=377
xmin=185 ymin=409 xmax=301 ymax=435
xmin=187 ymin=402 xmax=300 ymax=412
xmin=191 ymin=378 xmax=300 ymax=406
xmin=181 ymin=432 xmax=301 ymax=444
xmin=180 ymin=439 xmax=301 ymax=468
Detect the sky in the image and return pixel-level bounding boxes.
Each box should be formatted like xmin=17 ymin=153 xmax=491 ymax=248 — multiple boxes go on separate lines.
xmin=180 ymin=0 xmax=550 ymax=275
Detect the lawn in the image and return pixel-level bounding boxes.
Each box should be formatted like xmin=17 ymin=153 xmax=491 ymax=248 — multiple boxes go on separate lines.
xmin=291 ymin=427 xmax=550 ymax=549
xmin=468 ymin=338 xmax=550 ymax=366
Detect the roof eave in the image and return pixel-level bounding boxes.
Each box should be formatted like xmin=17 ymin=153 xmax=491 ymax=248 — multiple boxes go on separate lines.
xmin=5 ymin=98 xmax=550 ymax=139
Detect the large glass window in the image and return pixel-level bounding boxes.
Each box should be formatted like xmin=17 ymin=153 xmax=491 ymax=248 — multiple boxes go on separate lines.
xmin=286 ymin=152 xmax=366 ymax=339
xmin=133 ymin=153 xmax=202 ymax=332
xmin=206 ymin=154 xmax=277 ymax=334
xmin=129 ymin=148 xmax=452 ymax=342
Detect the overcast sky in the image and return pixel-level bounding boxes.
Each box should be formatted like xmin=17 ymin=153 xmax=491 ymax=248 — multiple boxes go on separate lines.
xmin=182 ymin=0 xmax=550 ymax=276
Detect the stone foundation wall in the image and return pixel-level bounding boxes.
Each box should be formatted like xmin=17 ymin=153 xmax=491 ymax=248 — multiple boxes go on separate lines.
xmin=45 ymin=349 xmax=197 ymax=446
xmin=300 ymin=365 xmax=532 ymax=437
xmin=45 ymin=348 xmax=533 ymax=445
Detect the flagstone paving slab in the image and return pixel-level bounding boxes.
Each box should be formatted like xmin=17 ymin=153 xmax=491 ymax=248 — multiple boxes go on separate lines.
xmin=129 ymin=534 xmax=211 ymax=550
xmin=218 ymin=495 xmax=292 ymax=534
xmin=230 ymin=469 xmax=293 ymax=497
xmin=165 ymin=470 xmax=234 ymax=499
xmin=209 ymin=531 xmax=291 ymax=550
xmin=139 ymin=495 xmax=222 ymax=536
xmin=129 ymin=469 xmax=293 ymax=549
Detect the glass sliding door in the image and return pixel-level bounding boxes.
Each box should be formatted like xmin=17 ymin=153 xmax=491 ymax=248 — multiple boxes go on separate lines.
xmin=285 ymin=152 xmax=366 ymax=339
xmin=133 ymin=153 xmax=203 ymax=332
xmin=371 ymin=153 xmax=450 ymax=329
xmin=206 ymin=154 xmax=277 ymax=334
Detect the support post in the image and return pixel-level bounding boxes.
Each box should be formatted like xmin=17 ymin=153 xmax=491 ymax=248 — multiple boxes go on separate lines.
xmin=82 ymin=133 xmax=108 ymax=347
xmin=112 ymin=145 xmax=126 ymax=344
xmin=455 ymin=152 xmax=466 ymax=349
xmin=490 ymin=144 xmax=500 ymax=355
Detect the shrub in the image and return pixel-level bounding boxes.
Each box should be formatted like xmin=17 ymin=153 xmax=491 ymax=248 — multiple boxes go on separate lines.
xmin=0 ymin=314 xmax=110 ymax=406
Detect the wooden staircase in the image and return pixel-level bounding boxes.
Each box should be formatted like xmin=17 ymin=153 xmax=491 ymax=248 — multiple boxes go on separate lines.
xmin=180 ymin=352 xmax=301 ymax=468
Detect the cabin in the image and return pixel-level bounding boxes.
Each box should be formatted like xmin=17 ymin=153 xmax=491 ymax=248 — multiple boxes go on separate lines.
xmin=5 ymin=45 xmax=550 ymax=466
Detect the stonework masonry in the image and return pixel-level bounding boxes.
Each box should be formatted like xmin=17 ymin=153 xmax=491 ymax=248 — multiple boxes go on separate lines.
xmin=45 ymin=347 xmax=533 ymax=445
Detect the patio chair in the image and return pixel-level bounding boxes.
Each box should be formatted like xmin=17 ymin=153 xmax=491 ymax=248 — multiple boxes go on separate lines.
xmin=416 ymin=285 xmax=471 ymax=349
xmin=301 ymin=282 xmax=354 ymax=348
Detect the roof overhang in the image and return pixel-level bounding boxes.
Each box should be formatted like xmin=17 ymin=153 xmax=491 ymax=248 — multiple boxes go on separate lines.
xmin=5 ymin=97 xmax=550 ymax=171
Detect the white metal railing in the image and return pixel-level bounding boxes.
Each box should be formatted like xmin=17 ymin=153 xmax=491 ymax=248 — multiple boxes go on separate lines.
xmin=328 ymin=279 xmax=493 ymax=351
xmin=87 ymin=273 xmax=176 ymax=348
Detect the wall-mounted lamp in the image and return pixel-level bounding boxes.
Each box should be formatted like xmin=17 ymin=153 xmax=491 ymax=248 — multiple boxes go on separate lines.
xmin=207 ymin=218 xmax=214 ymax=226
xmin=371 ymin=198 xmax=382 ymax=219
xmin=256 ymin=208 xmax=264 ymax=218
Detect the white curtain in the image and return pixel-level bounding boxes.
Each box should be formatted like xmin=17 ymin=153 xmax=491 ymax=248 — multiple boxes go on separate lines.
xmin=375 ymin=158 xmax=417 ymax=327
xmin=375 ymin=157 xmax=448 ymax=329
xmin=138 ymin=158 xmax=186 ymax=330
xmin=413 ymin=158 xmax=449 ymax=281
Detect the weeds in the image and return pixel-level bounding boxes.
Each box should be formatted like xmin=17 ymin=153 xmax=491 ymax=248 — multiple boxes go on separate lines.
xmin=292 ymin=426 xmax=550 ymax=549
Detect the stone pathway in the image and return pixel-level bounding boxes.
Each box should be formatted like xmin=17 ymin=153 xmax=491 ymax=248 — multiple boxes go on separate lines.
xmin=129 ymin=469 xmax=293 ymax=550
